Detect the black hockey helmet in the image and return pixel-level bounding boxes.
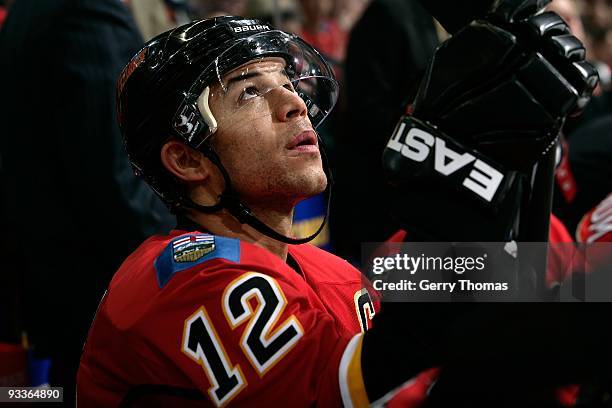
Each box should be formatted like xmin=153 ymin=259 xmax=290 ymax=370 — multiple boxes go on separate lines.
xmin=117 ymin=16 xmax=338 ymax=244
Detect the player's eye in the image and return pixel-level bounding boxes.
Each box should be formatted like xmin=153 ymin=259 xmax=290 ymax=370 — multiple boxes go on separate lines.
xmin=239 ymin=86 xmax=261 ymax=102
xmin=282 ymin=82 xmax=296 ymax=93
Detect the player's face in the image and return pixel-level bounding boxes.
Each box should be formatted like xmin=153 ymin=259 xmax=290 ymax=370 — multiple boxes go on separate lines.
xmin=208 ymin=58 xmax=327 ymax=207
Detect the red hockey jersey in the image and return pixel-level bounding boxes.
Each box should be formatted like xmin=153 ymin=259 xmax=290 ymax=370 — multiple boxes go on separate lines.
xmin=77 ymin=229 xmax=377 ymax=407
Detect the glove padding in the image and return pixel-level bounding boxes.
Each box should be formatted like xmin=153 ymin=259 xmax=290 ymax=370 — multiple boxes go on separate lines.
xmin=414 ymin=8 xmax=595 ymax=166
xmin=383 ymin=3 xmax=597 ymax=241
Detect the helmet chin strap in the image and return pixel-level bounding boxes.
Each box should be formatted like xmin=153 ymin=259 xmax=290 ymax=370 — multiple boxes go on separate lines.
xmin=180 ymin=141 xmax=332 ymax=245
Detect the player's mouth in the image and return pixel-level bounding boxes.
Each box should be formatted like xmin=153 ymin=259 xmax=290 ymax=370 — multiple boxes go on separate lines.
xmin=286 ymin=130 xmax=319 ymax=154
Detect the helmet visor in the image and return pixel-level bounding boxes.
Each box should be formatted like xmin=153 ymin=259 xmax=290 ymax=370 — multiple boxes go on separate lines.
xmin=174 ymin=30 xmax=339 ymax=146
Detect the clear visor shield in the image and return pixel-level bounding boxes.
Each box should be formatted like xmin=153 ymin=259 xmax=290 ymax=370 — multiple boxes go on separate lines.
xmin=174 ymin=31 xmax=339 ymax=146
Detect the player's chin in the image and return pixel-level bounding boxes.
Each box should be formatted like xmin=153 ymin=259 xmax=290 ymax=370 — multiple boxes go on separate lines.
xmin=302 ymin=168 xmax=328 ymax=195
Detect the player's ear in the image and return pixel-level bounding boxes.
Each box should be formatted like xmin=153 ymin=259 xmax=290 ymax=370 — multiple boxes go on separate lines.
xmin=160 ymin=139 xmax=212 ymax=182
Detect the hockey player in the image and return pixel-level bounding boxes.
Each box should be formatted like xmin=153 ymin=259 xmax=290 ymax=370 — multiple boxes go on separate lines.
xmin=78 ymin=2 xmax=597 ymax=406
xmin=77 ymin=17 xmax=384 ymax=407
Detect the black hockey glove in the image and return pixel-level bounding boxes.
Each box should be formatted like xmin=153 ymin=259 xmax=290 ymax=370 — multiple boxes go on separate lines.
xmin=383 ymin=0 xmax=598 ymax=241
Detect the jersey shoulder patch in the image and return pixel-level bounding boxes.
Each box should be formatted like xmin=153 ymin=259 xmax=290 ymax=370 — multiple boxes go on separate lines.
xmin=154 ymin=234 xmax=240 ymax=288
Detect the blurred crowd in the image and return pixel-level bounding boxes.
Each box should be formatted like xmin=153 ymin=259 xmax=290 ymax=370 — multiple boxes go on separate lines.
xmin=0 ymin=0 xmax=612 ymax=402
xmin=0 ymin=0 xmax=611 ymax=84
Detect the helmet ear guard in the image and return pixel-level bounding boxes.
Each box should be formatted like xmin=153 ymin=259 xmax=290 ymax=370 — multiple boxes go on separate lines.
xmin=197 ymin=87 xmax=218 ymax=138
xmin=172 ymin=88 xmax=217 ymax=150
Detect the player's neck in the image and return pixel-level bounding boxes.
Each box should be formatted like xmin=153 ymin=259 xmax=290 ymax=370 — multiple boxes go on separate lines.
xmin=185 ymin=206 xmax=293 ymax=261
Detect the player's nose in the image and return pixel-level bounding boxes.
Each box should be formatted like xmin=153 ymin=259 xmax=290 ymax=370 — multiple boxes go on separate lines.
xmin=273 ymin=85 xmax=308 ymax=122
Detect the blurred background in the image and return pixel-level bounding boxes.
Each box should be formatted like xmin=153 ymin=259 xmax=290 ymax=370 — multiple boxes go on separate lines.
xmin=0 ymin=0 xmax=611 ymax=403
